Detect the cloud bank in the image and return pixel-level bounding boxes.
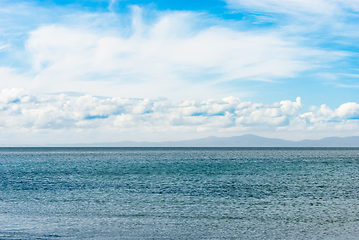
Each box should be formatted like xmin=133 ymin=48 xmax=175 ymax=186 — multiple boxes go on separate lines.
xmin=0 ymin=88 xmax=358 ymax=145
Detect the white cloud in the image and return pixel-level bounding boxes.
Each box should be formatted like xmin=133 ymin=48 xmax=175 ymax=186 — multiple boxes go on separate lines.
xmin=225 ymin=0 xmax=359 ymax=43
xmin=301 ymin=102 xmax=359 ymax=123
xmin=10 ymin=8 xmax=329 ymax=100
xmin=0 ymin=88 xmax=27 ymax=104
xmin=225 ymin=0 xmax=359 ymax=16
xmin=0 ymin=68 xmax=32 ymax=89
xmin=0 ymin=88 xmax=358 ymax=144
xmin=335 ymin=102 xmax=359 ymax=119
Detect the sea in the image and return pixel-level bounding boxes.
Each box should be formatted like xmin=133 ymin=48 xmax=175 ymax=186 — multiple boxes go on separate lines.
xmin=0 ymin=147 xmax=358 ymax=239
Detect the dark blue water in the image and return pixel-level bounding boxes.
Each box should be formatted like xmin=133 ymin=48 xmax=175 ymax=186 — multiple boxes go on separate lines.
xmin=1 ymin=148 xmax=358 ymax=239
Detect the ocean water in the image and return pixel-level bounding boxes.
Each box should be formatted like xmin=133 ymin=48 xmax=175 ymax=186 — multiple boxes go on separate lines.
xmin=0 ymin=148 xmax=358 ymax=239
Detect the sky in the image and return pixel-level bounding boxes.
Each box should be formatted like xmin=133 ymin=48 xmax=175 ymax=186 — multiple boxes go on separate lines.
xmin=0 ymin=0 xmax=358 ymax=145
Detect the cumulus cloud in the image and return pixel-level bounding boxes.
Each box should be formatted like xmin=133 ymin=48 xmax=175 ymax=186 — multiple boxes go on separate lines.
xmin=0 ymin=88 xmax=28 ymax=104
xmin=0 ymin=89 xmax=358 ymax=138
xmin=301 ymin=102 xmax=359 ymax=124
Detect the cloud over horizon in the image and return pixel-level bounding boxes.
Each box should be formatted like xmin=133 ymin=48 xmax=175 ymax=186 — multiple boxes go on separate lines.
xmin=0 ymin=88 xmax=358 ymax=145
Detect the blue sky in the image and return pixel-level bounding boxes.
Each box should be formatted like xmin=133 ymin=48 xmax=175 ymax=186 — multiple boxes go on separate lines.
xmin=0 ymin=0 xmax=358 ymax=145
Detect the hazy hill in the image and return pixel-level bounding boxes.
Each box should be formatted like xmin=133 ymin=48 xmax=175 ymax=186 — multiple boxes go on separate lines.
xmin=69 ymin=134 xmax=359 ymax=147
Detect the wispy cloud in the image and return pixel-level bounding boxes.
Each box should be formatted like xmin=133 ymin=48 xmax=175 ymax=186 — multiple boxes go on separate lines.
xmin=0 ymin=4 xmax=345 ymax=100
xmin=225 ymin=0 xmax=359 ymax=16
xmin=225 ymin=0 xmax=359 ymax=39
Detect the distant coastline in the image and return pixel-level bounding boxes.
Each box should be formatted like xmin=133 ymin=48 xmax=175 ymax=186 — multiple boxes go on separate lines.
xmin=4 ymin=134 xmax=359 ymax=147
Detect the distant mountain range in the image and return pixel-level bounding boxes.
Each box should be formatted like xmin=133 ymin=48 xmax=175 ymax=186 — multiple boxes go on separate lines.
xmin=64 ymin=134 xmax=359 ymax=147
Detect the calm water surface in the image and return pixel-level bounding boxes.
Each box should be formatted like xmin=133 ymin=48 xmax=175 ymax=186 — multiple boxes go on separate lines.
xmin=0 ymin=148 xmax=358 ymax=239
